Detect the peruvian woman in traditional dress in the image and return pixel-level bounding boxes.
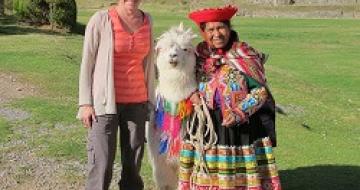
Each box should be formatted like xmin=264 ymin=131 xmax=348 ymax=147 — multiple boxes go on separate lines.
xmin=178 ymin=5 xmax=282 ymax=190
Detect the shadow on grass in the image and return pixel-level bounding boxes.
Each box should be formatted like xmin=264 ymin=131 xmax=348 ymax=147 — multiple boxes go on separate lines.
xmin=0 ymin=15 xmax=56 ymax=35
xmin=0 ymin=25 xmax=58 ymax=35
xmin=71 ymin=22 xmax=86 ymax=35
xmin=0 ymin=15 xmax=86 ymax=36
xmin=280 ymin=165 xmax=360 ymax=190
xmin=0 ymin=15 xmax=17 ymax=25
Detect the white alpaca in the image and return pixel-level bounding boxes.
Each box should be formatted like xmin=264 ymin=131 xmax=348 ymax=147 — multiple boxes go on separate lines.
xmin=146 ymin=23 xmax=197 ymax=190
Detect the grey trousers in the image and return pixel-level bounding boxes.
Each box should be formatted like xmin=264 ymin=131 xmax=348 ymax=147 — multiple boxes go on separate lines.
xmin=85 ymin=103 xmax=148 ymax=190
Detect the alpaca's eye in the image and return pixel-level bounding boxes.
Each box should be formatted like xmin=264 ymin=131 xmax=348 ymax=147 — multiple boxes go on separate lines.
xmin=182 ymin=48 xmax=188 ymax=52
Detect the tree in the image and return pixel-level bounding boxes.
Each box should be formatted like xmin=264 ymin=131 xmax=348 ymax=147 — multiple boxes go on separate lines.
xmin=0 ymin=0 xmax=4 ymax=16
xmin=49 ymin=0 xmax=77 ymax=30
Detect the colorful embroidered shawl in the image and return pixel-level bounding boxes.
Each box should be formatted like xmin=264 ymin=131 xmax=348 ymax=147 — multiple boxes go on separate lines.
xmin=196 ymin=41 xmax=267 ymax=85
xmin=196 ymin=40 xmax=270 ymax=121
xmin=196 ymin=40 xmax=277 ymax=146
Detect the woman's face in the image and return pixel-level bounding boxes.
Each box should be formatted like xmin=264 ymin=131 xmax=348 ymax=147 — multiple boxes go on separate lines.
xmin=120 ymin=0 xmax=141 ymax=11
xmin=203 ymin=22 xmax=231 ymax=49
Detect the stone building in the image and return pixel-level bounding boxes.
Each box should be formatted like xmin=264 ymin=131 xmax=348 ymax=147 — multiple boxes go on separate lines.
xmin=248 ymin=0 xmax=359 ymax=5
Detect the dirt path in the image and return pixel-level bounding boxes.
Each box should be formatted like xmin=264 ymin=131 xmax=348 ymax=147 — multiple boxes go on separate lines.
xmin=0 ymin=72 xmax=129 ymax=190
xmin=0 ymin=72 xmax=87 ymax=190
xmin=0 ymin=73 xmax=36 ymax=104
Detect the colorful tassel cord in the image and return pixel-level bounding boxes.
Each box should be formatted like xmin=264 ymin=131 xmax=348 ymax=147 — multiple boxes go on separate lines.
xmin=155 ymin=95 xmax=193 ymax=158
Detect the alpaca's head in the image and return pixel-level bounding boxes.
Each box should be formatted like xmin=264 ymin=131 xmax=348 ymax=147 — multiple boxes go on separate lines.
xmin=155 ymin=23 xmax=197 ymax=73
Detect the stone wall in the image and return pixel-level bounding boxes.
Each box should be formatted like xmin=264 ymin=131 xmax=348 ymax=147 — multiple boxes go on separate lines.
xmin=248 ymin=0 xmax=359 ymax=5
xmin=294 ymin=0 xmax=358 ymax=5
xmin=238 ymin=8 xmax=360 ymax=18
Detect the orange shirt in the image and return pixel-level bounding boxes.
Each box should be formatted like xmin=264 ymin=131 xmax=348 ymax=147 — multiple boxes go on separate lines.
xmin=108 ymin=8 xmax=150 ymax=103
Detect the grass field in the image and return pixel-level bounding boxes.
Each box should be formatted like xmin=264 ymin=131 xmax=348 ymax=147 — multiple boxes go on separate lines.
xmin=0 ymin=118 xmax=11 ymax=143
xmin=1 ymin=1 xmax=360 ymax=189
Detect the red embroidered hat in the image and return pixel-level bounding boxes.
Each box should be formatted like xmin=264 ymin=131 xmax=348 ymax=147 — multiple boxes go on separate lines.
xmin=188 ymin=5 xmax=238 ymax=25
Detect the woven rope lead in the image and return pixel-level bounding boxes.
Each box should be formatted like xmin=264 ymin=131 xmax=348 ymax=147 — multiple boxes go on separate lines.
xmin=186 ymin=97 xmax=217 ymax=190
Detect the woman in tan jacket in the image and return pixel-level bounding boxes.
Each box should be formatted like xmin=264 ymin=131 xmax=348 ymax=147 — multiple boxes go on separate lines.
xmin=78 ymin=0 xmax=155 ymax=189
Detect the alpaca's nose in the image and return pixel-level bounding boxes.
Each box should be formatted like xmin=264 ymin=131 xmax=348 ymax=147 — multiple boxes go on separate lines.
xmin=169 ymin=53 xmax=177 ymax=58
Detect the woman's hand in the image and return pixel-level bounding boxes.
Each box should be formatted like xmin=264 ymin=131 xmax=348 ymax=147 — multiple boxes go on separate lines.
xmin=221 ymin=112 xmax=236 ymax=127
xmin=80 ymin=105 xmax=97 ymax=128
xmin=222 ymin=111 xmax=247 ymax=127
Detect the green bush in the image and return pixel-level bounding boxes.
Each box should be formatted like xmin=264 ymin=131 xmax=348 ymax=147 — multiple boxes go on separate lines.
xmin=13 ymin=0 xmax=29 ymax=18
xmin=13 ymin=0 xmax=49 ymax=24
xmin=11 ymin=0 xmax=77 ymax=31
xmin=49 ymin=0 xmax=77 ymax=30
xmin=26 ymin=0 xmax=49 ymax=24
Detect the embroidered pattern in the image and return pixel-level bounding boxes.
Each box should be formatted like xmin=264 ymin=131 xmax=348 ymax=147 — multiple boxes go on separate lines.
xmin=227 ymin=41 xmax=267 ymax=85
xmin=196 ymin=41 xmax=267 ymax=85
xmin=239 ymin=87 xmax=268 ymax=116
xmin=196 ymin=41 xmax=269 ymax=121
xmin=178 ymin=138 xmax=282 ymax=190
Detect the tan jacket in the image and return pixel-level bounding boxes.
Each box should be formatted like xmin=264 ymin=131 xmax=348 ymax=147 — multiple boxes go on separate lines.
xmin=77 ymin=10 xmax=156 ymax=118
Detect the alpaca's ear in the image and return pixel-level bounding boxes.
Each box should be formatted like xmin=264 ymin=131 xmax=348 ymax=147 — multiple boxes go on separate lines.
xmin=191 ymin=34 xmax=198 ymax=40
xmin=185 ymin=28 xmax=197 ymax=40
xmin=155 ymin=48 xmax=160 ymax=57
xmin=155 ymin=44 xmax=160 ymax=57
xmin=178 ymin=22 xmax=184 ymax=31
xmin=154 ymin=41 xmax=161 ymax=57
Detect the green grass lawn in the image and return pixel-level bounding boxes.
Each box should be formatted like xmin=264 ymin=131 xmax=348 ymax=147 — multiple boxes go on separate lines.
xmin=1 ymin=1 xmax=360 ymax=189
xmin=0 ymin=118 xmax=12 ymax=143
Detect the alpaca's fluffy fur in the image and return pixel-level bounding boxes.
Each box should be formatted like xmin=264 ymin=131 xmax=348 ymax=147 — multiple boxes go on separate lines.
xmin=146 ymin=23 xmax=197 ymax=190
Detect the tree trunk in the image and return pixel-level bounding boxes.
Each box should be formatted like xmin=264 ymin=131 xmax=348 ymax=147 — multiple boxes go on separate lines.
xmin=0 ymin=0 xmax=4 ymax=16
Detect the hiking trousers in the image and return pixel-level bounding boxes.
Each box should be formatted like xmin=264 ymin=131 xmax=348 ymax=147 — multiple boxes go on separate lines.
xmin=85 ymin=103 xmax=148 ymax=190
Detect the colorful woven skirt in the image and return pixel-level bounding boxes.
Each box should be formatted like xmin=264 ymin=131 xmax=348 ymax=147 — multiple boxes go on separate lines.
xmin=178 ymin=137 xmax=281 ymax=190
